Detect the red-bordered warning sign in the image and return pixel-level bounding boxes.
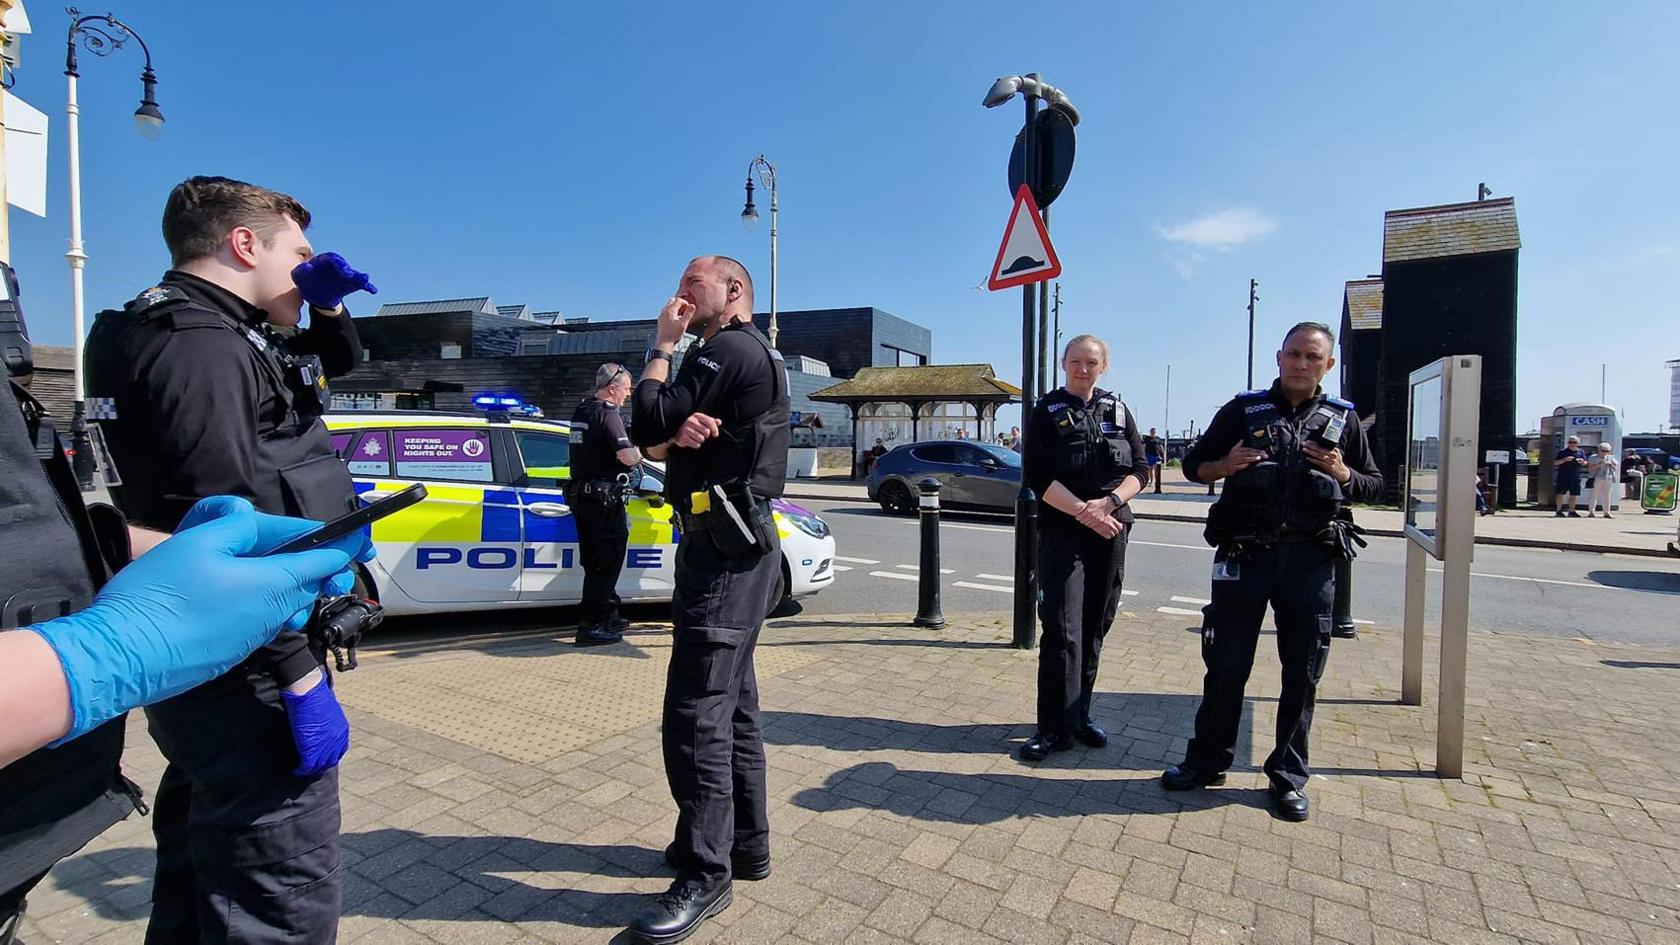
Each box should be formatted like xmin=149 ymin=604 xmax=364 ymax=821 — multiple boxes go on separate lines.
xmin=987 ymin=184 xmax=1062 ymax=291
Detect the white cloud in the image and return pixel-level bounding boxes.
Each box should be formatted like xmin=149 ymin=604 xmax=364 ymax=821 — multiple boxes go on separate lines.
xmin=1157 ymin=208 xmax=1278 ymax=249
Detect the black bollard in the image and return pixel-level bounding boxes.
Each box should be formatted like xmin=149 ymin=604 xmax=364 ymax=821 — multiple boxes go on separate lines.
xmin=913 ymin=477 xmax=946 ymax=629
xmin=1332 ymin=555 xmax=1356 ymax=638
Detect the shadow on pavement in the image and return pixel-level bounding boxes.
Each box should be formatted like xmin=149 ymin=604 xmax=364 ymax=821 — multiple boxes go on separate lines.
xmin=54 ymin=833 xmax=674 ymax=933
xmin=1586 ymin=570 xmax=1680 ymax=595
xmin=1602 ymin=660 xmax=1680 ymax=670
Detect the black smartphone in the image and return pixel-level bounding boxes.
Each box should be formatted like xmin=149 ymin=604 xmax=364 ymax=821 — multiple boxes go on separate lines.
xmin=264 ymin=483 xmax=427 ymax=556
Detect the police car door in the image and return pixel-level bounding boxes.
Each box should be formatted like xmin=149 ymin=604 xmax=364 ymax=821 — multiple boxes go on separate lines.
xmin=620 ymin=462 xmax=679 ymax=600
xmin=375 ymin=425 xmax=523 ymax=605
xmin=509 ymin=426 xmax=586 ymax=602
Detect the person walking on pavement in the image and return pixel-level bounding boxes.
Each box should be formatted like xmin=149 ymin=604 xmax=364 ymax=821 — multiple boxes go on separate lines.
xmin=1587 ymin=442 xmax=1618 ymax=517
xmin=1161 ymin=322 xmax=1382 ymax=822
xmin=1143 ymin=427 xmax=1163 ymax=492
xmin=83 ymin=176 xmax=376 ymax=943
xmin=1555 ymin=435 xmax=1588 ymax=517
xmin=568 ymin=363 xmax=642 ymax=645
xmin=1017 ymin=335 xmax=1149 ymax=762
xmin=629 ymin=256 xmax=789 ymax=944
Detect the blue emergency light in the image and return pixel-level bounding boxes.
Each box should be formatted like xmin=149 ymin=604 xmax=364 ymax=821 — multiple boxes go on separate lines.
xmin=473 ymin=394 xmax=526 ymax=410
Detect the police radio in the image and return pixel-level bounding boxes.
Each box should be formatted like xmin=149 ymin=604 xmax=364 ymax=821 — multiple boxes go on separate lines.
xmin=1311 ymin=406 xmax=1347 ymax=448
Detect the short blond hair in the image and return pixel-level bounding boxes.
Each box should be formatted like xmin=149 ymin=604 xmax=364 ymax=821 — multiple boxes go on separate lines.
xmin=1061 ymin=334 xmax=1109 ymax=368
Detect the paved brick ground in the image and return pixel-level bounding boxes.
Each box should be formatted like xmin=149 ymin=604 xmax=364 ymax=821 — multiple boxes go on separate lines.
xmin=18 ymin=608 xmax=1680 ymax=944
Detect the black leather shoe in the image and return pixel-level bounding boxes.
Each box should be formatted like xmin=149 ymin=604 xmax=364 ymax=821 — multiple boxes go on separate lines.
xmin=1077 ymin=721 xmax=1108 ymax=748
xmin=1160 ymin=764 xmax=1227 ymax=791
xmin=629 ymin=878 xmax=732 ymax=944
xmin=1331 ymin=623 xmax=1358 ymax=639
xmin=575 ymin=623 xmax=623 ymax=647
xmin=1018 ymin=733 xmax=1074 ymax=762
xmin=1271 ymin=788 xmax=1310 ymax=822
xmin=664 ymin=843 xmax=771 ymax=881
xmin=604 ymin=614 xmax=631 ymax=634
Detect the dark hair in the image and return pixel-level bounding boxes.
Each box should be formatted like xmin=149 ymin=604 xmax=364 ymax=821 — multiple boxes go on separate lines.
xmin=1283 ymin=321 xmax=1335 ymax=348
xmin=706 ymin=255 xmax=755 ymax=308
xmin=162 ymin=176 xmax=311 ymax=266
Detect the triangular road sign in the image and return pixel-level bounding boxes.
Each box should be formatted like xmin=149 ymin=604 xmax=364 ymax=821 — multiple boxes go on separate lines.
xmin=987 ymin=184 xmax=1062 ymax=291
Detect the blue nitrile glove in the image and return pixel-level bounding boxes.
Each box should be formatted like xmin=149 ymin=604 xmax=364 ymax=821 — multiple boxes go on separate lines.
xmin=27 ymin=496 xmax=374 ymax=743
xmin=282 ymin=671 xmax=351 ymax=776
xmin=291 ymin=251 xmax=378 ymax=309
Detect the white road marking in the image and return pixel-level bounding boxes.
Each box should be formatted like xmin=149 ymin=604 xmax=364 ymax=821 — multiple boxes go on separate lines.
xmin=1171 ymin=596 xmax=1212 ymax=606
xmin=835 ymin=555 xmax=880 ymax=565
xmin=868 ymin=571 xmax=919 ymax=582
xmin=1121 ymin=589 xmax=1140 ymax=596
xmin=894 ymin=564 xmax=955 ymax=574
xmin=954 ymin=580 xmax=1012 ymax=592
xmin=1354 ymin=619 xmax=1376 ymax=625
xmin=976 ymin=573 xmax=1014 ymax=582
xmin=1429 ymin=567 xmax=1614 ymax=590
xmin=1158 ymin=606 xmax=1203 ymax=616
xmin=1131 ymin=539 xmax=1212 ymax=552
xmin=832 ymin=565 xmax=854 ymax=572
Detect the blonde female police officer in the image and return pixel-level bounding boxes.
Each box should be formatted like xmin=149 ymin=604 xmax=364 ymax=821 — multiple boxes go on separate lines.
xmin=1019 ymin=335 xmax=1150 ymax=762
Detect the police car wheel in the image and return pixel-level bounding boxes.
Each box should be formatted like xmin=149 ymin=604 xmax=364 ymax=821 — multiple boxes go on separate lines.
xmin=879 ymin=480 xmax=914 ymax=516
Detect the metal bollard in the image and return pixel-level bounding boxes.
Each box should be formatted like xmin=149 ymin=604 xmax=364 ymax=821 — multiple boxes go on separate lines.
xmin=913 ymin=478 xmax=946 ymax=629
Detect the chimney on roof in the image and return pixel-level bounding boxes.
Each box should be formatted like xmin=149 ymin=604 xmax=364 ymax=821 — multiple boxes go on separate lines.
xmin=1477 ymin=182 xmax=1492 ymax=201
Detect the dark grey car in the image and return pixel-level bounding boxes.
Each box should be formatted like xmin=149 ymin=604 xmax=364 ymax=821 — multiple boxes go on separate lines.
xmin=866 ymin=440 xmax=1021 ymax=514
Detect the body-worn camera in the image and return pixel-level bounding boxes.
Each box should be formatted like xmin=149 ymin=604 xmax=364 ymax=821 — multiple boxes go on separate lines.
xmin=310 ymin=595 xmax=383 ymax=672
xmin=273 ymin=345 xmax=329 ymax=418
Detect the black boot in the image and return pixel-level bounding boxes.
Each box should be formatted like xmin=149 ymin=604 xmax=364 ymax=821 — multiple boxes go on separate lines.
xmin=1160 ymin=764 xmax=1227 ymax=791
xmin=628 ymin=878 xmax=732 ymax=944
xmin=575 ymin=622 xmax=623 ymax=646
xmin=1017 ymin=732 xmax=1073 ymax=762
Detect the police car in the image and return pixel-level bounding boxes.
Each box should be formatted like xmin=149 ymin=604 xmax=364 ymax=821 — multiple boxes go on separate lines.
xmin=322 ymin=404 xmax=836 ymax=617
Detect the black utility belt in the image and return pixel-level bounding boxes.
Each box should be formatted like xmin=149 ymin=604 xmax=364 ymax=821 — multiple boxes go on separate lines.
xmin=570 ymin=479 xmax=624 ymax=501
xmin=677 ymin=482 xmax=776 ymax=558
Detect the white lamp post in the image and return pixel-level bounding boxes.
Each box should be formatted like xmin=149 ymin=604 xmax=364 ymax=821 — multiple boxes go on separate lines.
xmin=739 ymin=155 xmax=778 ymax=349
xmin=64 ymin=8 xmax=162 ymax=485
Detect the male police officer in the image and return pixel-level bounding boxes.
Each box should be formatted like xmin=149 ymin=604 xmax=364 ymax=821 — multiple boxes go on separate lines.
xmin=1162 ymin=322 xmax=1381 ymax=822
xmin=2 ymin=293 xmax=369 ymax=944
xmin=628 ymin=256 xmax=788 ymax=944
xmin=569 ymin=362 xmax=642 ymax=646
xmin=83 ymin=176 xmax=377 ymax=943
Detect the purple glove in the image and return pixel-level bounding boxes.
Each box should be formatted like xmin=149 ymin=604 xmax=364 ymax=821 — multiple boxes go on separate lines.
xmin=291 ymin=252 xmax=378 ymax=309
xmin=281 ymin=673 xmax=350 ymax=776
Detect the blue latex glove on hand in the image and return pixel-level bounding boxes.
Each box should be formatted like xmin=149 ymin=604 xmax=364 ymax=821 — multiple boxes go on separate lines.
xmin=28 ymin=496 xmax=374 ymax=743
xmin=291 ymin=252 xmax=378 ymax=309
xmin=282 ymin=671 xmax=351 ymax=776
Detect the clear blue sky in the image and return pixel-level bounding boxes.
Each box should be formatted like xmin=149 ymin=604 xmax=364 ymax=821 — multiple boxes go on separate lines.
xmin=7 ymin=2 xmax=1677 ymax=433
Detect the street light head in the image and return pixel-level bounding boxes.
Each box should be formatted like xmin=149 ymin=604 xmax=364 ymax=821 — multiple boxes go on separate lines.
xmin=983 ymin=75 xmax=1022 ymax=108
xmin=134 ymin=67 xmax=163 ymax=140
xmin=740 ymin=175 xmax=758 ymax=231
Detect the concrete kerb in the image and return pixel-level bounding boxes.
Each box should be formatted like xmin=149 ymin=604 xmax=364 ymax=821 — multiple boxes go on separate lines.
xmin=787 ymin=485 xmax=1679 ymax=558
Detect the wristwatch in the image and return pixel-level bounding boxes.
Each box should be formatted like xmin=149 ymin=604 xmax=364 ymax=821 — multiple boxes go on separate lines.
xmin=645 ymin=348 xmax=674 ymax=365
xmin=1106 ymin=493 xmax=1125 ymax=512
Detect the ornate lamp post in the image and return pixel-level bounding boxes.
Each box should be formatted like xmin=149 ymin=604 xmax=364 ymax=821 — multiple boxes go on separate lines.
xmin=739 ymin=155 xmax=778 ymax=349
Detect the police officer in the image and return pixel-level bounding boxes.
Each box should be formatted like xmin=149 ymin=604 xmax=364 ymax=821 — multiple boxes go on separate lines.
xmin=1162 ymin=322 xmax=1381 ymax=822
xmin=83 ymin=176 xmax=377 ymax=943
xmin=628 ymin=256 xmax=788 ymax=944
xmin=1019 ymin=335 xmax=1150 ymax=762
xmin=1 ymin=295 xmax=368 ymax=944
xmin=568 ymin=362 xmax=642 ymax=646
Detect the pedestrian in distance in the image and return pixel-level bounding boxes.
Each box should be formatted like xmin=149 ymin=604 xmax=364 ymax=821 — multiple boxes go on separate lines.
xmin=568 ymin=362 xmax=643 ymax=645
xmin=1143 ymin=426 xmax=1163 ymax=491
xmin=1587 ymin=442 xmax=1618 ymax=517
xmin=1017 ymin=334 xmax=1149 ymax=762
xmin=83 ymin=175 xmax=378 ymax=943
xmin=1554 ymin=435 xmax=1588 ymax=517
xmin=629 ymin=256 xmax=789 ymax=944
xmin=1161 ymin=322 xmax=1383 ymax=823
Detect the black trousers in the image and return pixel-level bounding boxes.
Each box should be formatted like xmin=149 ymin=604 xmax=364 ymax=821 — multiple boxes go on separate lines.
xmin=572 ymin=492 xmax=629 ymax=625
xmin=1184 ymin=540 xmax=1335 ymax=793
xmin=144 ymin=763 xmax=341 ymax=945
xmin=662 ymin=528 xmax=783 ymax=885
xmin=1035 ymin=516 xmax=1129 ymax=739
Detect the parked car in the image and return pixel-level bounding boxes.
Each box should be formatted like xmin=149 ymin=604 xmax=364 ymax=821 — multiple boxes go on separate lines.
xmin=321 ymin=409 xmax=836 ymax=617
xmin=866 ymin=439 xmax=1021 ymax=514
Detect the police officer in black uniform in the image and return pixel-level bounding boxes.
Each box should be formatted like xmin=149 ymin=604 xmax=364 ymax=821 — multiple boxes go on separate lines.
xmin=628 ymin=256 xmax=788 ymax=944
xmin=1019 ymin=334 xmax=1150 ymax=762
xmin=1162 ymin=322 xmax=1381 ymax=822
xmin=568 ymin=362 xmax=642 ymax=646
xmin=83 ymin=176 xmax=376 ymax=943
xmin=1 ymin=282 xmax=366 ymax=945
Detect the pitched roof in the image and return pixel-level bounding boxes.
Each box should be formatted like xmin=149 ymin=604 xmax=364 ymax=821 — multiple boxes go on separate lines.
xmin=496 ymin=304 xmax=532 ymax=320
xmin=1343 ymin=278 xmax=1383 ymax=331
xmin=809 ymin=364 xmax=1021 ymax=402
xmin=366 ymin=297 xmax=498 ymax=318
xmin=1383 ymin=197 xmax=1520 ymax=263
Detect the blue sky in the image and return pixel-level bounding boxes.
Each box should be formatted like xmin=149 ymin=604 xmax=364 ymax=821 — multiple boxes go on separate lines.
xmin=6 ymin=1 xmax=1677 ymax=433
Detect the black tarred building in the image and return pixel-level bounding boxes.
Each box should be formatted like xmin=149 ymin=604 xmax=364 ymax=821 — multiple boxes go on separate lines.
xmin=1339 ymin=197 xmax=1521 ymax=505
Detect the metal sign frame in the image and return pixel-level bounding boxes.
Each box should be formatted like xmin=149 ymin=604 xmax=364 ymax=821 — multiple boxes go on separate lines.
xmin=1401 ymin=355 xmax=1481 ymax=779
